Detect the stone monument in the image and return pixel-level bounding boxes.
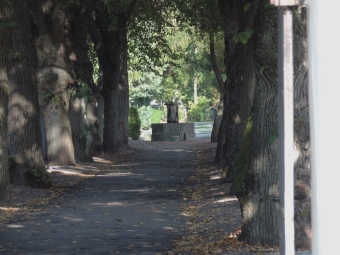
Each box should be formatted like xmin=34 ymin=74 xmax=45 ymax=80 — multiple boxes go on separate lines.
xmin=165 ymin=102 xmax=179 ymax=123
xmin=151 ymin=102 xmax=195 ymax=141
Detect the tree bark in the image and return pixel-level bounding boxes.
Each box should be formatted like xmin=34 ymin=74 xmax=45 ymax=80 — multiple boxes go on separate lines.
xmin=29 ymin=0 xmax=76 ymax=166
xmin=229 ymin=2 xmax=310 ymax=248
xmin=68 ymin=3 xmax=102 ymax=160
xmin=118 ymin=31 xmax=129 ymax=148
xmin=69 ymin=97 xmax=93 ymax=162
xmin=0 ymin=0 xmax=13 ymax=206
xmin=7 ymin=0 xmax=52 ymax=188
xmin=291 ymin=7 xmax=311 ymax=249
xmin=215 ymin=0 xmax=240 ymax=164
xmin=216 ymin=0 xmax=256 ymax=186
xmin=89 ymin=0 xmax=138 ymax=154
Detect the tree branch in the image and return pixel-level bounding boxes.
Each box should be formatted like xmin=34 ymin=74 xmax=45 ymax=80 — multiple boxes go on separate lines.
xmin=28 ymin=0 xmax=49 ymax=38
xmin=209 ymin=32 xmax=225 ymax=94
xmin=94 ymin=0 xmax=113 ymax=45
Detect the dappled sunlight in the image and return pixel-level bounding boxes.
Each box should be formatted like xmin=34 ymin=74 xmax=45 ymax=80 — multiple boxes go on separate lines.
xmin=91 ymin=202 xmax=124 ymax=206
xmin=109 ymin=188 xmax=152 ymax=193
xmin=6 ymin=224 xmax=24 ymax=228
xmin=268 ymin=184 xmax=279 ymax=196
xmin=162 ymin=227 xmax=174 ymax=230
xmin=97 ymin=172 xmax=132 ymax=177
xmin=163 ymin=149 xmax=185 ymax=152
xmin=214 ymin=197 xmax=238 ymax=203
xmin=0 ymin=207 xmax=21 ymax=212
xmin=243 ymin=199 xmax=258 ymax=223
xmin=65 ymin=217 xmax=85 ymax=222
xmin=47 ymin=168 xmax=96 ymax=177
xmin=210 ymin=174 xmax=221 ymax=180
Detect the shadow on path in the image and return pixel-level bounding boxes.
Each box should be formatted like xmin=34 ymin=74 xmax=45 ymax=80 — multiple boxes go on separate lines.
xmin=0 ymin=140 xmax=200 ymax=255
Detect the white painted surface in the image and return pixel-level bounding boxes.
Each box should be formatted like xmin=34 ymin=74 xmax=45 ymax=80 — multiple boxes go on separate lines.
xmin=308 ymin=1 xmax=340 ymax=254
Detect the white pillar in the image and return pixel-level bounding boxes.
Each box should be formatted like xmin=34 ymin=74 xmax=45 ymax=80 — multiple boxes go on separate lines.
xmin=278 ymin=7 xmax=295 ymax=255
xmin=308 ymin=1 xmax=340 ymax=254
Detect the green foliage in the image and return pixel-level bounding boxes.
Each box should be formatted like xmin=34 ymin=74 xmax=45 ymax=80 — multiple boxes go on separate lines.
xmin=72 ymin=81 xmax=93 ymax=100
xmin=233 ymin=28 xmax=254 ymax=44
xmin=26 ymin=168 xmax=51 ymax=185
xmin=260 ymin=66 xmax=269 ymax=76
xmin=128 ymin=107 xmax=141 ymax=140
xmin=9 ymin=51 xmax=20 ymax=60
xmin=137 ymin=106 xmax=152 ymax=130
xmin=0 ymin=21 xmax=15 ymax=30
xmin=8 ymin=155 xmax=16 ymax=172
xmin=187 ymin=96 xmax=211 ymax=122
xmin=151 ymin=108 xmax=163 ymax=124
xmin=269 ymin=129 xmax=278 ymax=143
xmin=301 ymin=209 xmax=309 ymax=218
xmin=158 ymin=30 xmax=222 ymax=105
xmin=129 ymin=72 xmax=162 ymax=107
xmin=264 ymin=3 xmax=274 ymax=9
xmin=244 ymin=3 xmax=252 ymax=13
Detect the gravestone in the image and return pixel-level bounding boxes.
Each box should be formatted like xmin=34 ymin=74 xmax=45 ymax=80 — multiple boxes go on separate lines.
xmin=165 ymin=102 xmax=179 ymax=123
xmin=151 ymin=102 xmax=195 ymax=141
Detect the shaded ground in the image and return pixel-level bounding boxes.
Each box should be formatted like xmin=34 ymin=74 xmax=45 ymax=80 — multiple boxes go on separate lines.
xmin=0 ymin=139 xmax=307 ymax=254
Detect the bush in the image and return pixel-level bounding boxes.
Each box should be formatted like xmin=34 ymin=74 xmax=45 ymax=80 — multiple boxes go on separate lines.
xmin=137 ymin=106 xmax=152 ymax=130
xmin=188 ymin=96 xmax=211 ymax=122
xmin=151 ymin=108 xmax=163 ymax=124
xmin=128 ymin=107 xmax=141 ymax=140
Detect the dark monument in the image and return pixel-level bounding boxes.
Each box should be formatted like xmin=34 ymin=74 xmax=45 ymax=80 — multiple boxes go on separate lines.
xmin=151 ymin=102 xmax=195 ymax=141
xmin=165 ymin=102 xmax=179 ymax=123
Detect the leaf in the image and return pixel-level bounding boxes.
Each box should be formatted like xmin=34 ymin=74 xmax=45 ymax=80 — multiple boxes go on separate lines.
xmin=239 ymin=34 xmax=249 ymax=44
xmin=233 ymin=29 xmax=254 ymax=45
xmin=260 ymin=66 xmax=268 ymax=76
xmin=264 ymin=3 xmax=273 ymax=9
xmin=301 ymin=209 xmax=309 ymax=218
xmin=244 ymin=3 xmax=252 ymax=13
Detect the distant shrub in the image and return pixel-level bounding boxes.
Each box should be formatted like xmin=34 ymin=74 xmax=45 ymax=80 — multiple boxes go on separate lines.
xmin=128 ymin=107 xmax=141 ymax=140
xmin=137 ymin=106 xmax=152 ymax=130
xmin=188 ymin=97 xmax=211 ymax=122
xmin=151 ymin=108 xmax=163 ymax=124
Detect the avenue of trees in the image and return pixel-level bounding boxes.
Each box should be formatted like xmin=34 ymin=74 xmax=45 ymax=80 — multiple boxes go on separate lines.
xmin=0 ymin=0 xmax=311 ymax=250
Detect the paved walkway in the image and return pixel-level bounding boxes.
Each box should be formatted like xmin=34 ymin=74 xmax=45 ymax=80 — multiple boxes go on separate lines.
xmin=0 ymin=141 xmax=198 ymax=255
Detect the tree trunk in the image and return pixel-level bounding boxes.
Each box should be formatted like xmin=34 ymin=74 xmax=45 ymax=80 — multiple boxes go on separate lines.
xmin=209 ymin=32 xmax=225 ymax=143
xmin=30 ymin=0 xmax=76 ymax=166
xmin=86 ymin=98 xmax=103 ymax=155
xmin=217 ymin=0 xmax=255 ymax=185
xmin=0 ymin=0 xmax=13 ymax=206
xmin=231 ymin=2 xmax=310 ymax=248
xmin=7 ymin=0 xmax=51 ymax=188
xmin=291 ymin=7 xmax=311 ymax=249
xmin=215 ymin=0 xmax=240 ymax=166
xmin=193 ymin=70 xmax=198 ymax=105
xmin=91 ymin=96 xmax=105 ymax=155
xmin=118 ymin=32 xmax=129 ymax=149
xmin=69 ymin=3 xmax=102 ymax=159
xmin=69 ymin=97 xmax=93 ymax=162
xmin=220 ymin=45 xmax=256 ymax=184
xmin=102 ymin=87 xmax=119 ymax=154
